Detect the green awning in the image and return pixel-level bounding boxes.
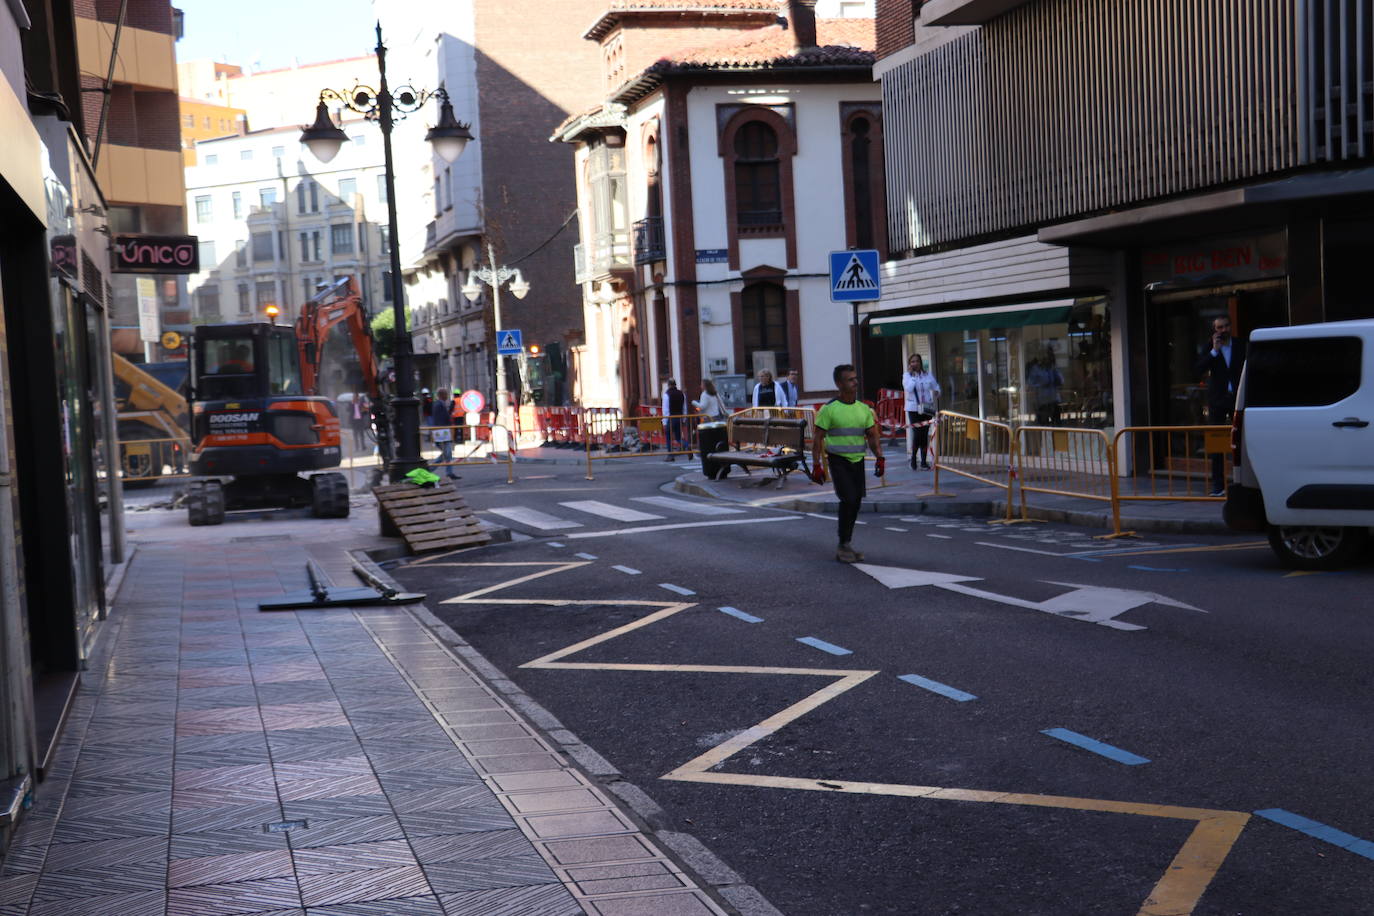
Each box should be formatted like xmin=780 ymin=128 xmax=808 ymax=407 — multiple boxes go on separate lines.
xmin=869 ymin=302 xmax=1073 ymax=337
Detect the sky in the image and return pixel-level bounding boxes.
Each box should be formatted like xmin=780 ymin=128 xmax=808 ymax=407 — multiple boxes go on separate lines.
xmin=174 ymin=0 xmax=380 ymax=71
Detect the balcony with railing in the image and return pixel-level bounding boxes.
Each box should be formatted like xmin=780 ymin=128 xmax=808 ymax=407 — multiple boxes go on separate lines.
xmin=632 ymin=217 xmax=664 ymax=264
xmin=573 ymin=243 xmax=590 ymax=285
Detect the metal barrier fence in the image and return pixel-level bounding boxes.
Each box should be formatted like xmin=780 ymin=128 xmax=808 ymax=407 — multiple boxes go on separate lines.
xmin=1014 ymin=424 xmax=1126 ymax=536
xmin=1112 ymin=425 xmax=1231 ymax=502
xmin=117 ymin=435 xmax=192 ymax=484
xmin=421 ymin=424 xmax=516 ymax=484
xmin=584 ymin=411 xmax=704 ymax=480
xmin=929 ymin=411 xmax=1016 ymax=519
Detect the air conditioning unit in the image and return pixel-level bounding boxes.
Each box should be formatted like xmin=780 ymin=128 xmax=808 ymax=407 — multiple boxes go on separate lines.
xmin=708 ymin=357 xmax=728 ymax=374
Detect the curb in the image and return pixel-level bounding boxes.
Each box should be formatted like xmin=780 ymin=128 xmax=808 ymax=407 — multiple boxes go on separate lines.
xmin=354 ymin=548 xmax=779 ymax=916
xmin=673 ymin=475 xmax=1230 ymax=535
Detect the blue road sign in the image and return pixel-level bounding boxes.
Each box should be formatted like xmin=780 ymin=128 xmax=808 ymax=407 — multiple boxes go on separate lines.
xmin=496 ymin=329 xmax=524 ymax=355
xmin=829 ymin=249 xmax=881 ymax=302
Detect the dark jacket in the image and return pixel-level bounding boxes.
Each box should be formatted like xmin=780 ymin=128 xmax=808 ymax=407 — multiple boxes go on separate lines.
xmin=1194 ymin=338 xmax=1247 ymax=417
xmin=430 ymin=398 xmax=453 ymax=426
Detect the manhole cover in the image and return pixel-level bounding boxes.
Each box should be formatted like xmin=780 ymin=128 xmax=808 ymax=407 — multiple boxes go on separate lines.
xmin=262 ymin=819 xmax=309 ymax=833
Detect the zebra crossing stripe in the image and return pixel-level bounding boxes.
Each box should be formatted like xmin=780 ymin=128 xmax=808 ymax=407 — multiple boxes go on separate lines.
xmin=487 ymin=507 xmax=583 ymax=530
xmin=559 ymin=500 xmax=664 ymax=522
xmin=631 ymin=496 xmax=744 ymax=516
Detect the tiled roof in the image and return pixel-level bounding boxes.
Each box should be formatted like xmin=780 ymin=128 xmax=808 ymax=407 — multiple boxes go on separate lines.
xmin=585 ymin=1 xmax=781 ymax=40
xmin=655 ymin=17 xmax=875 ymax=68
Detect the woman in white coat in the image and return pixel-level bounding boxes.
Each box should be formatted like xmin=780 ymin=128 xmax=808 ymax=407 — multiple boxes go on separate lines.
xmin=902 ymin=354 xmax=940 ymax=469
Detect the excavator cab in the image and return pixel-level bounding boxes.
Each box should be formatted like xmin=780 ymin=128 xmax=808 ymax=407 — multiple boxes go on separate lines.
xmin=185 ymin=323 xmax=348 ymax=525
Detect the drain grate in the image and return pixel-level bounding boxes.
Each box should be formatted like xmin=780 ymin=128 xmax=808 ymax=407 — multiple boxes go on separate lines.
xmin=262 ymin=819 xmax=309 ymax=833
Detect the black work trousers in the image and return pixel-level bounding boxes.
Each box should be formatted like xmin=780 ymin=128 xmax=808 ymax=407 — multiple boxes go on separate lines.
xmin=828 ymin=454 xmax=867 ymax=546
xmin=907 ymin=410 xmax=932 ymax=465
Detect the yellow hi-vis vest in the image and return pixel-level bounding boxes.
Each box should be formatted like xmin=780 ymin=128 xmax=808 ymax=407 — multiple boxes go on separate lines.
xmin=815 ymin=398 xmax=875 ymax=463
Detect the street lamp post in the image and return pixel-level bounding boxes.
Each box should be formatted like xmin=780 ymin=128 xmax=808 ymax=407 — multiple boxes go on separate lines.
xmin=461 ymin=241 xmax=530 ymax=433
xmin=300 ymin=22 xmax=474 ymax=482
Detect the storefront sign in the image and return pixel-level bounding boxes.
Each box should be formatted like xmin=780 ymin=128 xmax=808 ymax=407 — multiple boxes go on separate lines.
xmin=137 ymin=277 xmax=160 ymax=343
xmin=112 ymin=235 xmax=200 ymax=274
xmin=1141 ymin=232 xmax=1286 ymax=286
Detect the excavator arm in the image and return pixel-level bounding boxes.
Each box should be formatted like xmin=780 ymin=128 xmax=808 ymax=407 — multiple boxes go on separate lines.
xmin=295 ymin=276 xmax=383 ymax=401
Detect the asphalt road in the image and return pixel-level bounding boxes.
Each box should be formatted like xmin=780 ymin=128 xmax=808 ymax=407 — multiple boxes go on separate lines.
xmin=391 ymin=458 xmax=1374 ymax=916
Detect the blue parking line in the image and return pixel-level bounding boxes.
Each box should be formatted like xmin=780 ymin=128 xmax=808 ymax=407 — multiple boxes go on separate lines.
xmin=1254 ymin=809 xmax=1374 ymax=860
xmin=898 ymin=674 xmax=977 ymax=702
xmin=659 ymin=583 xmax=696 ymax=596
xmin=718 ymin=606 xmax=763 ymax=623
xmin=796 ymin=636 xmax=852 ymax=656
xmin=1128 ymin=565 xmax=1188 ymax=572
xmin=1041 ymin=728 xmax=1150 ymax=765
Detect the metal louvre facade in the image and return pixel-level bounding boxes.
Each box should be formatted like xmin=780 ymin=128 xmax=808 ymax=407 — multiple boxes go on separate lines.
xmin=884 ymin=0 xmax=1327 ymax=254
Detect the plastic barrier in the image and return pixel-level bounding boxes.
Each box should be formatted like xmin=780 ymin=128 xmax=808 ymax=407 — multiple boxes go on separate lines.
xmin=874 ymin=389 xmax=905 ymax=438
xmin=420 ymin=423 xmax=516 ymax=484
xmin=584 ymin=411 xmax=703 ymax=480
xmin=1112 ymin=425 xmax=1232 ymax=502
xmin=929 ymin=410 xmax=1017 ymax=520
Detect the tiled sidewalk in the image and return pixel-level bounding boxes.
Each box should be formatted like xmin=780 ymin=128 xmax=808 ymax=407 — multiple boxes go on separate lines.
xmin=0 ymin=527 xmax=727 ymax=915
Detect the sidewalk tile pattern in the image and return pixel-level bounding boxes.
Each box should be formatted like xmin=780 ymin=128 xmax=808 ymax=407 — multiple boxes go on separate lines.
xmin=0 ymin=538 xmax=726 ymax=915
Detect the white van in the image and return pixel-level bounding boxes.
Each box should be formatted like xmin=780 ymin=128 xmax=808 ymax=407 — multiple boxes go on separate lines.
xmin=1224 ymin=319 xmax=1374 ymax=569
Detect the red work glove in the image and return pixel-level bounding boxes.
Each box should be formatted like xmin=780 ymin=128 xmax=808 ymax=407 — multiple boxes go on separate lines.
xmin=810 ymin=464 xmax=827 ymax=485
xmin=874 ymin=456 xmax=886 ymax=478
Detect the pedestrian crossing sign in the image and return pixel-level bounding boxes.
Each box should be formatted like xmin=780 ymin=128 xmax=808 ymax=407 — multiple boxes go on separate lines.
xmin=497 ymin=329 xmax=524 ymax=355
xmin=829 ymin=249 xmax=881 ymax=302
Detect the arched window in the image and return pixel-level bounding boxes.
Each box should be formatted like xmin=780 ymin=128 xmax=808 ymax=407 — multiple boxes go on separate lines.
xmin=733 ymin=122 xmax=782 ymax=229
xmin=741 ymin=282 xmax=787 ymax=375
xmin=850 ymin=116 xmax=875 ymax=250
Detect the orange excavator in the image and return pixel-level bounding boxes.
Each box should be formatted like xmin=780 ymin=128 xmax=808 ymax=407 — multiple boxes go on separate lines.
xmin=184 ymin=277 xmax=389 ymax=525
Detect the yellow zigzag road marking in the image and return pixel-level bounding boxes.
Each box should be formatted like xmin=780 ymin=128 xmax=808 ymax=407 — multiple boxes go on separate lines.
xmin=435 ymin=561 xmax=1250 ymax=916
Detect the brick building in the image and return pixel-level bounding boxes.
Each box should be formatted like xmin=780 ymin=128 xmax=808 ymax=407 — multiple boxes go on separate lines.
xmin=380 ymin=0 xmax=606 ymax=408
xmin=870 ymin=0 xmax=1374 ymax=449
xmin=75 ymin=0 xmax=188 ymax=356
xmin=556 ymin=0 xmax=879 ymax=412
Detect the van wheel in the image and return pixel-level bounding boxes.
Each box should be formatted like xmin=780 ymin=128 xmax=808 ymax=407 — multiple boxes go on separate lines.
xmin=1266 ymin=525 xmax=1367 ymax=570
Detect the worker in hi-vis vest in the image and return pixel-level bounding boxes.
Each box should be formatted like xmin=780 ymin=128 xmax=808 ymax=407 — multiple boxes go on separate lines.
xmin=810 ymin=364 xmax=884 ymax=564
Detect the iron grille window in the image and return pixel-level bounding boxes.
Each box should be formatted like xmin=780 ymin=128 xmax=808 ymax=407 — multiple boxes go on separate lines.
xmin=734 ymin=122 xmax=782 ymax=228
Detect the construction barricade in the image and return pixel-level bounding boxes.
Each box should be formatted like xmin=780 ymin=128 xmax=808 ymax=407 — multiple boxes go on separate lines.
xmin=1112 ymin=425 xmax=1232 ymax=502
xmin=929 ymin=410 xmax=1016 ymax=518
xmin=1014 ymin=424 xmax=1128 ymax=536
xmin=117 ymin=434 xmax=192 ymax=485
xmin=584 ymin=410 xmax=703 ymax=480
xmin=874 ymin=389 xmax=905 ymax=439
xmin=420 ymin=423 xmax=516 ymax=484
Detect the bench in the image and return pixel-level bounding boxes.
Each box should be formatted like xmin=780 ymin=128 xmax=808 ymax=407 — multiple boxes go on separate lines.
xmin=703 ymin=416 xmax=809 ymax=488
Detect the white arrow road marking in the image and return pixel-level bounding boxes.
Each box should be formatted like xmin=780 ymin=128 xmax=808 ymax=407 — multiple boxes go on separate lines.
xmin=853 ymin=565 xmax=1204 ymax=631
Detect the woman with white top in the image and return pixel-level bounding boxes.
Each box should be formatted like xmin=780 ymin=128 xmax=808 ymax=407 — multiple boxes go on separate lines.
xmin=692 ymin=378 xmax=726 ymax=420
xmin=751 ymin=369 xmax=787 ymax=408
xmin=902 ymin=353 xmax=941 ymax=470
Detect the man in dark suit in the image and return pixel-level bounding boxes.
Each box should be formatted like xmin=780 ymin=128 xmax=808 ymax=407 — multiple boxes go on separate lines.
xmin=1194 ymin=315 xmax=1247 ymax=496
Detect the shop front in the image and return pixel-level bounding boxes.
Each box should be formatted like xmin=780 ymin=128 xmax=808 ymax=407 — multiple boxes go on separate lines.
xmin=870 ymin=296 xmax=1114 ymax=431
xmin=1140 ymin=230 xmax=1288 ymax=427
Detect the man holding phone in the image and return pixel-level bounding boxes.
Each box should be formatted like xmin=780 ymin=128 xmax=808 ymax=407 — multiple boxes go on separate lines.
xmin=811 ymin=364 xmax=884 ymax=563
xmin=1194 ymin=315 xmax=1247 ymax=496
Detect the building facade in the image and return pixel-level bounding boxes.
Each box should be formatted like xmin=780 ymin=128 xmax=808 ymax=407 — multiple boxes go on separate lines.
xmin=871 ymin=0 xmax=1374 ymax=443
xmin=183 ymin=119 xmax=395 ymax=396
xmin=177 ymin=95 xmax=246 ymax=166
xmin=2 ymin=0 xmax=124 ymax=842
xmin=558 ymin=0 xmax=879 ymax=412
xmin=380 ymin=0 xmax=605 ymax=408
xmin=75 ymin=0 xmax=188 ymax=359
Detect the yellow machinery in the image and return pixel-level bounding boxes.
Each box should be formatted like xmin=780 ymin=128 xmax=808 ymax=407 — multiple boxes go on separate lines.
xmin=112 ymin=353 xmax=191 ymax=487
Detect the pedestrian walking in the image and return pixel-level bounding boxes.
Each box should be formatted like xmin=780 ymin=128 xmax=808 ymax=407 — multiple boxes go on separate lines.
xmin=901 ymin=354 xmax=940 ymax=470
xmin=430 ymin=388 xmax=458 ymax=479
xmin=1194 ymin=315 xmax=1247 ymax=496
xmin=752 ymin=369 xmax=786 ymax=408
xmin=662 ymin=378 xmax=688 ymax=459
xmin=811 ymin=364 xmax=884 ymax=563
xmin=692 ymin=378 xmax=727 ymax=420
xmin=779 ymin=369 xmax=801 ymax=407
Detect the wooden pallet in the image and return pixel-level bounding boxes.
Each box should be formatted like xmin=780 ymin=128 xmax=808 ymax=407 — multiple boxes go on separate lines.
xmin=373 ymin=482 xmax=491 ymax=554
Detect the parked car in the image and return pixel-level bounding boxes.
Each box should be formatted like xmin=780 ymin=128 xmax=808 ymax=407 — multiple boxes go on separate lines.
xmin=1224 ymin=319 xmax=1374 ymax=569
